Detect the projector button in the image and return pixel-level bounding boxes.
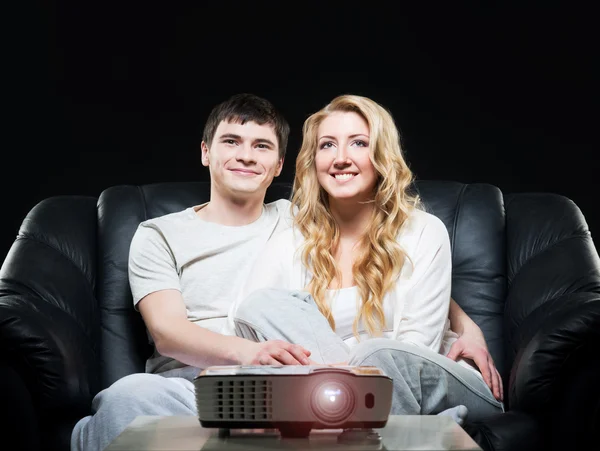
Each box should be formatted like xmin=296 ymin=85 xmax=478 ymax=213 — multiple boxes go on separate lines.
xmin=365 ymin=393 xmax=374 ymax=409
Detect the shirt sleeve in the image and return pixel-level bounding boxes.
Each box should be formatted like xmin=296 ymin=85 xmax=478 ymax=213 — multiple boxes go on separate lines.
xmin=393 ymin=214 xmax=452 ymax=352
xmin=128 ymin=223 xmax=181 ymax=309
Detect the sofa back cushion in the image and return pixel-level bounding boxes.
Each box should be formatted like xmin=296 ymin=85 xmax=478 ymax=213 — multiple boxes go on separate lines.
xmin=415 ymin=181 xmax=507 ymax=376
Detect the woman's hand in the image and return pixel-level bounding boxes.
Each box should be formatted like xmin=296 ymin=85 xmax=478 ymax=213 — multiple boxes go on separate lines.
xmin=447 ymin=331 xmax=503 ymax=401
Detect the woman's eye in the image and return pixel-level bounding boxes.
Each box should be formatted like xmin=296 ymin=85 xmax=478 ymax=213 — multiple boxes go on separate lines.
xmin=319 ymin=142 xmax=333 ymax=149
xmin=354 ymin=140 xmax=368 ymax=147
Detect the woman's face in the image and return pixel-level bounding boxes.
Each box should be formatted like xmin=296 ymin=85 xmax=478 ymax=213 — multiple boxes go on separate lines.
xmin=314 ymin=111 xmax=378 ymax=203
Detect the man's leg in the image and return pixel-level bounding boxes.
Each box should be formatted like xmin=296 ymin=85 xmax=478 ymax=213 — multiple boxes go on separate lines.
xmin=234 ymin=288 xmax=351 ymax=364
xmin=70 ymin=373 xmax=197 ymax=451
xmin=348 ymin=338 xmax=504 ymax=421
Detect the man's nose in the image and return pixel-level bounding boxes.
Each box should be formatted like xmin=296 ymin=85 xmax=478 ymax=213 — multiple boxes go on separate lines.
xmin=236 ymin=144 xmax=256 ymax=162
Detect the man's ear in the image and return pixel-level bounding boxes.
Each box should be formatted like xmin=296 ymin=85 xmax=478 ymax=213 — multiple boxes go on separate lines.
xmin=200 ymin=141 xmax=210 ymax=167
xmin=274 ymin=157 xmax=284 ymax=177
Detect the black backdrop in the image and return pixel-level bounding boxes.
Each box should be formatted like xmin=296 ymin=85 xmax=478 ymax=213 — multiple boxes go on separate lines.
xmin=3 ymin=3 xmax=598 ymax=260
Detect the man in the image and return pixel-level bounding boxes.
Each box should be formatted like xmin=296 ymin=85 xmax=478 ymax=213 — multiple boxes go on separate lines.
xmin=71 ymin=93 xmax=502 ymax=451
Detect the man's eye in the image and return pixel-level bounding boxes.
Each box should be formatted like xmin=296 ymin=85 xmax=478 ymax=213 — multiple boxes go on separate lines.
xmin=225 ymin=139 xmax=237 ymax=145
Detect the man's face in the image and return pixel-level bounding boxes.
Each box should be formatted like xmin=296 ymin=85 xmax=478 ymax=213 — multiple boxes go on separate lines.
xmin=201 ymin=120 xmax=283 ymax=200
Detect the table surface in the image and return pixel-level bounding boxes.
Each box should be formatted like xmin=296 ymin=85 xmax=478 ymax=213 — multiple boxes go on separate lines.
xmin=105 ymin=415 xmax=482 ymax=450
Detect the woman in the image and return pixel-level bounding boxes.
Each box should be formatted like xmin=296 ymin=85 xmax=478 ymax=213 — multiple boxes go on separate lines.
xmin=232 ymin=94 xmax=504 ymax=421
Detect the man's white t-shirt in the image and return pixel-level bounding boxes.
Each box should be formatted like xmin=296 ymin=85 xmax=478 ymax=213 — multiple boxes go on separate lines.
xmin=128 ymin=199 xmax=292 ymax=374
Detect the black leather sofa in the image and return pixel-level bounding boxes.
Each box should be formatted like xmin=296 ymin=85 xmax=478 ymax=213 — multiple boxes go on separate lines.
xmin=1 ymin=180 xmax=599 ymax=451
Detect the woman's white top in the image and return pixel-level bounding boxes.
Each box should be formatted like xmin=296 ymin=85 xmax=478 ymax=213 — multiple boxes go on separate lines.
xmin=235 ymin=207 xmax=464 ymax=357
xmin=327 ymin=286 xmax=394 ymax=345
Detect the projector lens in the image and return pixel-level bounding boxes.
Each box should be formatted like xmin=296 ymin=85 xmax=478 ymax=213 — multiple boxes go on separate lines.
xmin=311 ymin=380 xmax=355 ymax=425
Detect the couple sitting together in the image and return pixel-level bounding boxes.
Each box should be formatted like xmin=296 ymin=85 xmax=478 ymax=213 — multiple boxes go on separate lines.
xmin=71 ymin=93 xmax=504 ymax=451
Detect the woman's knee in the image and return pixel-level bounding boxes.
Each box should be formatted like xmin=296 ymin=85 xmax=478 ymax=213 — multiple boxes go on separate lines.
xmin=236 ymin=288 xmax=277 ymax=320
xmin=235 ymin=288 xmax=304 ymax=324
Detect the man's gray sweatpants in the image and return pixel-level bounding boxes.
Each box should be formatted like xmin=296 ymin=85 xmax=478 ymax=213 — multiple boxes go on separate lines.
xmin=70 ymin=370 xmax=198 ymax=451
xmin=234 ymin=288 xmax=504 ymax=419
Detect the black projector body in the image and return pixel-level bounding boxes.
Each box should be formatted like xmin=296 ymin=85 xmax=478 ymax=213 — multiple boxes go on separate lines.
xmin=194 ymin=365 xmax=393 ymax=438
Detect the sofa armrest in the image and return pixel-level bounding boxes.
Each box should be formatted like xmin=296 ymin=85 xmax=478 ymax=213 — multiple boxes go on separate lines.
xmin=0 ymin=358 xmax=41 ymax=451
xmin=464 ymin=410 xmax=543 ymax=451
xmin=509 ymin=293 xmax=600 ymax=412
xmin=0 ymin=294 xmax=99 ymax=420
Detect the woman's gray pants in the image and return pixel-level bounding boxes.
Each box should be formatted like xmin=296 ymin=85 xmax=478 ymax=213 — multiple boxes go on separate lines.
xmin=234 ymin=288 xmax=504 ymax=420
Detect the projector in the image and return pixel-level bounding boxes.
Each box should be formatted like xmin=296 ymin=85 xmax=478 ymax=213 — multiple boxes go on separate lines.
xmin=194 ymin=365 xmax=393 ymax=438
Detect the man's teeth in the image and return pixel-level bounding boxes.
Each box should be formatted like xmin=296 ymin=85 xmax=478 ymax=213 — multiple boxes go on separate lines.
xmin=334 ymin=173 xmax=355 ymax=180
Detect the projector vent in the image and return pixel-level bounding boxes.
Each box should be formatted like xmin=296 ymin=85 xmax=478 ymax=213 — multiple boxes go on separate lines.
xmin=197 ymin=378 xmax=273 ymax=421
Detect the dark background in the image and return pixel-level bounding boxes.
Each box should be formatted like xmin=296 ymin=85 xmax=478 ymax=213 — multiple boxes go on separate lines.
xmin=3 ymin=2 xmax=598 ymax=261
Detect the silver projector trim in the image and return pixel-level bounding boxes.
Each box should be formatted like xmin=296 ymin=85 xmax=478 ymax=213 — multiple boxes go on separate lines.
xmin=194 ymin=365 xmax=393 ymax=433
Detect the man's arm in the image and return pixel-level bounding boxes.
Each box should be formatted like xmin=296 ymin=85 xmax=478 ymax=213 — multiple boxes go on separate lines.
xmin=129 ymin=222 xmax=311 ymax=368
xmin=447 ymin=298 xmax=503 ymax=401
xmin=138 ymin=289 xmax=311 ymax=368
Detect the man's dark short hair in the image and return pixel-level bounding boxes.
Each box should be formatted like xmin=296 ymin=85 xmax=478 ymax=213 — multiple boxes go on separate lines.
xmin=202 ymin=93 xmax=290 ymax=159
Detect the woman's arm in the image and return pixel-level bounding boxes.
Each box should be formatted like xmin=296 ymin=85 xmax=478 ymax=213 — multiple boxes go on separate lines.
xmin=393 ymin=214 xmax=452 ymax=351
xmin=447 ymin=298 xmax=503 ymax=401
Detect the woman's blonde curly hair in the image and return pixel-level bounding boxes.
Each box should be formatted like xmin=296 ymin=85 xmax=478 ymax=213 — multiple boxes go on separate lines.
xmin=291 ymin=94 xmax=420 ymax=338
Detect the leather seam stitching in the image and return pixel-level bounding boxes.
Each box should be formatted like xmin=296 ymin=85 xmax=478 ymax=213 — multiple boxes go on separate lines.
xmin=12 ymin=234 xmax=96 ymax=292
xmin=451 ymin=184 xmax=468 ymax=256
xmin=136 ymin=185 xmax=149 ymax=221
xmin=508 ymin=233 xmax=592 ymax=290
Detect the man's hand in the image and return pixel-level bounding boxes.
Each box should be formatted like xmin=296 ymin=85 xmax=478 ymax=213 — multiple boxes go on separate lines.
xmin=243 ymin=340 xmax=312 ymax=366
xmin=447 ymin=334 xmax=504 ymax=402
